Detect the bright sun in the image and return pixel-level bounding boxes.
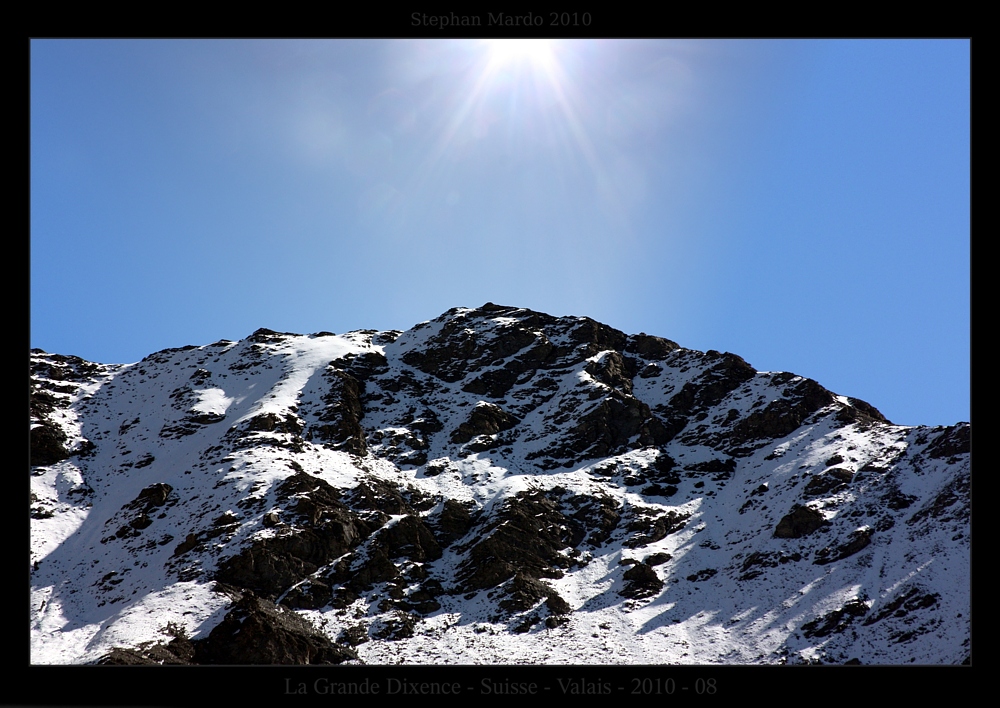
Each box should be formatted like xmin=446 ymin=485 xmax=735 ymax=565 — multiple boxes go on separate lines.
xmin=483 ymin=39 xmax=556 ymax=71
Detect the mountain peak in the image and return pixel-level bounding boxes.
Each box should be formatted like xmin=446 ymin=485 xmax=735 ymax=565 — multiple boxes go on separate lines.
xmin=30 ymin=306 xmax=969 ymax=665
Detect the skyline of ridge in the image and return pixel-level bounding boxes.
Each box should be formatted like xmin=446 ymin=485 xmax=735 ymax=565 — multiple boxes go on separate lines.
xmin=30 ymin=39 xmax=970 ymax=427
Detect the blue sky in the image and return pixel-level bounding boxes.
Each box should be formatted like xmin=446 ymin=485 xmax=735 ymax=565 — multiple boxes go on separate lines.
xmin=30 ymin=39 xmax=969 ymax=427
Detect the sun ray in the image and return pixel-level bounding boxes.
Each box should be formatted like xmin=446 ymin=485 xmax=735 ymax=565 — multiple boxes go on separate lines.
xmin=483 ymin=39 xmax=556 ymax=72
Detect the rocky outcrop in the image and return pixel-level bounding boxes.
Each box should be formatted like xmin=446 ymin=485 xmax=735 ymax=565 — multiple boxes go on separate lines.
xmin=193 ymin=593 xmax=358 ymax=664
xmin=432 ymin=499 xmax=477 ymax=546
xmin=619 ymin=560 xmax=664 ymax=599
xmin=499 ymin=572 xmax=569 ymax=613
xmin=803 ymin=468 xmax=853 ymax=496
xmin=308 ymin=367 xmax=367 ymax=455
xmin=29 ymin=423 xmax=71 ymax=466
xmin=450 ymin=403 xmax=520 ymax=445
xmin=774 ymin=505 xmax=829 ymax=539
xmin=813 ymin=527 xmax=873 ymax=565
xmin=924 ymin=423 xmax=970 ymax=459
xmin=801 ymin=598 xmax=869 ymax=638
xmin=728 ymin=376 xmax=834 ymax=450
xmin=214 ymin=473 xmax=379 ymax=599
xmin=97 ymin=594 xmax=359 ymax=665
xmin=401 ymin=307 xmax=542 ymax=383
xmin=29 ymin=351 xmax=105 ymax=465
xmin=456 ymin=490 xmax=580 ymax=593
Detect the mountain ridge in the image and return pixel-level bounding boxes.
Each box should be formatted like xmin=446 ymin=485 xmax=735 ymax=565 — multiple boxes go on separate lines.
xmin=29 ymin=303 xmax=970 ymax=665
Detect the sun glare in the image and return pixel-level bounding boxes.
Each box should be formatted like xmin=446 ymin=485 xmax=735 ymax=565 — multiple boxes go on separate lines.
xmin=483 ymin=39 xmax=555 ymax=71
xmin=408 ymin=39 xmax=633 ymax=230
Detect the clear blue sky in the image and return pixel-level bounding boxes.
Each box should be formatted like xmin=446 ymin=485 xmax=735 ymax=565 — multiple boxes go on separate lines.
xmin=30 ymin=39 xmax=970 ymax=427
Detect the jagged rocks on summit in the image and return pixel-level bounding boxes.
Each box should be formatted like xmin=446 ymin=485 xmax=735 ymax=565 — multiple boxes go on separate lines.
xmin=29 ymin=304 xmax=970 ymax=665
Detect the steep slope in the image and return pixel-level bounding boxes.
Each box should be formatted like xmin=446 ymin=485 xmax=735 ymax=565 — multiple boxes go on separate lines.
xmin=29 ymin=304 xmax=970 ymax=665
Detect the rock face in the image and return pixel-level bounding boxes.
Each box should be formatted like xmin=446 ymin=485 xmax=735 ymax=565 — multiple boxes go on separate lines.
xmin=29 ymin=304 xmax=970 ymax=666
xmin=98 ymin=594 xmax=359 ymax=665
xmin=192 ymin=593 xmax=359 ymax=665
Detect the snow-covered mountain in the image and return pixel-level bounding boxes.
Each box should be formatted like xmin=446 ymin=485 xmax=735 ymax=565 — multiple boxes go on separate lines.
xmin=29 ymin=304 xmax=970 ymax=665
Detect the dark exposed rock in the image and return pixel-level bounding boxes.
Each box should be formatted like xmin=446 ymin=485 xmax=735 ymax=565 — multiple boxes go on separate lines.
xmin=692 ymin=353 xmax=756 ymax=409
xmin=546 ymin=593 xmax=572 ymax=615
xmin=456 ymin=490 xmax=578 ymax=592
xmin=814 ymin=528 xmax=873 ymax=565
xmin=730 ymin=378 xmax=834 ymax=449
xmin=309 ymin=368 xmax=367 ymax=455
xmin=129 ymin=514 xmax=153 ymax=530
xmin=662 ymin=353 xmax=756 ymax=423
xmin=246 ymin=328 xmax=286 ymax=344
xmin=884 ymin=488 xmax=918 ymax=511
xmin=172 ymin=533 xmax=200 ymax=557
xmin=802 ymin=599 xmax=869 ymax=638
xmin=738 ymin=550 xmax=802 ymax=581
xmin=451 ymin=403 xmax=520 ymax=444
xmin=29 ymin=423 xmax=71 ymax=466
xmin=924 ymin=423 xmax=970 ymax=459
xmin=645 ymin=552 xmax=671 ymax=566
xmin=686 ymin=568 xmax=718 ymax=582
xmin=499 ymin=572 xmax=563 ymax=613
xmin=346 ymin=548 xmax=401 ymax=591
xmin=215 ymin=477 xmax=377 ymax=599
xmin=585 ymin=352 xmax=639 ymax=394
xmin=774 ymin=505 xmax=829 ymax=539
xmin=567 ymin=495 xmax=621 ymax=547
xmin=341 ymin=350 xmax=390 ymax=381
xmin=433 ymin=499 xmax=477 ymax=547
xmin=625 ymin=333 xmax=679 ymax=360
xmin=567 ymin=318 xmax=628 ymax=360
xmin=97 ymin=631 xmax=197 ymax=665
xmin=98 ymin=640 xmax=195 ymax=665
xmin=127 ymin=483 xmax=174 ymax=513
xmin=638 ymin=364 xmax=661 ymax=378
xmin=28 ymin=361 xmax=96 ymax=464
xmin=348 ymin=478 xmax=413 ymax=516
xmin=247 ymin=412 xmax=301 ymax=434
xmin=620 ymin=562 xmax=663 ymax=599
xmin=863 ymin=587 xmax=940 ymax=626
xmin=277 ymin=472 xmax=345 ymax=518
xmin=160 ymin=411 xmax=226 ymax=439
xmin=215 ymin=525 xmax=358 ymax=599
xmin=372 ymin=611 xmax=418 ymax=641
xmin=194 ymin=593 xmax=358 ymax=664
xmin=641 ymin=484 xmax=678 ymax=498
xmin=401 ymin=310 xmax=539 ymax=383
xmin=280 ymin=578 xmax=332 ymax=610
xmin=338 ymin=624 xmax=370 ymax=646
xmin=223 ymin=411 xmax=305 ymax=452
xmin=684 ymin=457 xmax=736 ymax=476
xmin=560 ymin=393 xmax=670 ymax=462
xmin=626 ymin=509 xmax=690 ymax=548
xmin=409 ymin=409 xmax=444 ymax=436
xmin=462 ymin=366 xmax=523 ymax=399
xmin=835 ymin=397 xmax=890 ymax=426
xmin=649 ymin=452 xmax=681 ymax=484
xmin=848 ymin=397 xmax=889 ymax=424
xmin=374 ymin=515 xmax=442 ymax=562
xmin=803 ymin=468 xmax=853 ymax=497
